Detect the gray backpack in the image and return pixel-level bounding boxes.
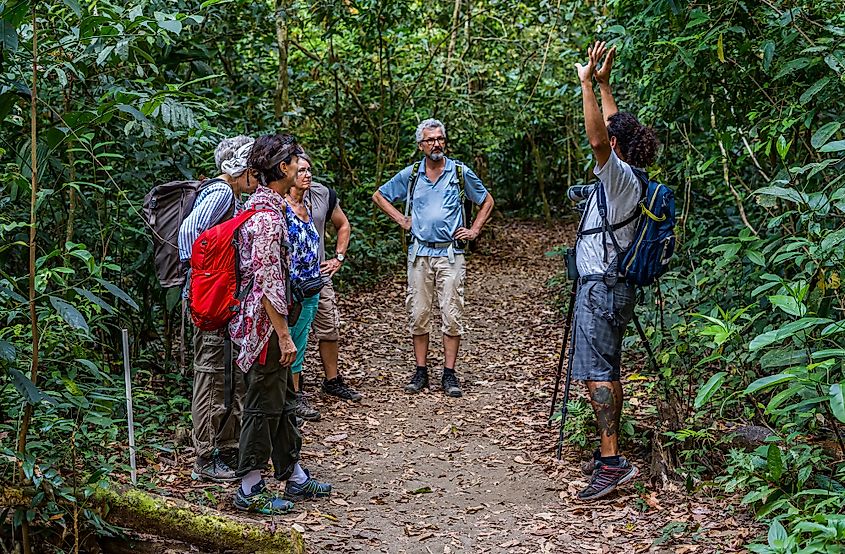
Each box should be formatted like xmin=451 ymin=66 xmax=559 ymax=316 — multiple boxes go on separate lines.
xmin=142 ymin=178 xmax=229 ymax=288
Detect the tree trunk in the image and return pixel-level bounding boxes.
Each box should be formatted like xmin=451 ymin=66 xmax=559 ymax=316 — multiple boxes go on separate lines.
xmin=274 ymin=0 xmax=292 ymax=124
xmin=527 ymin=133 xmax=551 ymax=227
xmin=0 ymin=486 xmax=305 ymax=554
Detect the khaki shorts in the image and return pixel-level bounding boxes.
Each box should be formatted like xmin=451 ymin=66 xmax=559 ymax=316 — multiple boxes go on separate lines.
xmin=407 ymin=255 xmax=466 ymax=336
xmin=312 ymin=279 xmax=341 ymax=341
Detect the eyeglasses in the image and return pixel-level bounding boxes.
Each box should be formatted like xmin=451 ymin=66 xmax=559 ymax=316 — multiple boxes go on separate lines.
xmin=419 ymin=137 xmax=447 ymax=146
xmin=297 ymin=168 xmax=312 ymax=175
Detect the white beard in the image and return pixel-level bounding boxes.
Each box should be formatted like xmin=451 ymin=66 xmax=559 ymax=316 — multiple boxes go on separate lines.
xmin=428 ymin=151 xmax=444 ymax=162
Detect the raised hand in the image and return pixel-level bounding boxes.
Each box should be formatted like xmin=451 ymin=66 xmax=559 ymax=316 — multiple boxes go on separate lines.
xmin=575 ymin=40 xmax=604 ymax=83
xmin=594 ymin=44 xmax=616 ymax=84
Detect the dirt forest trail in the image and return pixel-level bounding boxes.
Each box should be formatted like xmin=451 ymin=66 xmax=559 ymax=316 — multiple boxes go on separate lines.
xmin=282 ymin=219 xmax=757 ymax=553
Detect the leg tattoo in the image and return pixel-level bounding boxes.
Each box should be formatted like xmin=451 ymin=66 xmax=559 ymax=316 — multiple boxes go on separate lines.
xmin=590 ymin=385 xmax=618 ymax=438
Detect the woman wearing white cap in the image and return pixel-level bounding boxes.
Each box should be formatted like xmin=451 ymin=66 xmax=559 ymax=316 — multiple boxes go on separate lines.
xmin=178 ymin=135 xmax=258 ymax=482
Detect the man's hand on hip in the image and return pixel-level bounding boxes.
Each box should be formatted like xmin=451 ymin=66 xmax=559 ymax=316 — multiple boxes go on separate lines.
xmin=454 ymin=227 xmax=478 ymax=241
xmin=321 ymin=258 xmax=342 ymax=277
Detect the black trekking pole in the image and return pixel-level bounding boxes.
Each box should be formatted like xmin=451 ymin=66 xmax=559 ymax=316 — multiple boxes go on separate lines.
xmin=632 ymin=312 xmax=660 ymax=373
xmin=548 ymin=279 xmax=578 ymax=426
xmin=556 ymin=310 xmax=578 ymax=461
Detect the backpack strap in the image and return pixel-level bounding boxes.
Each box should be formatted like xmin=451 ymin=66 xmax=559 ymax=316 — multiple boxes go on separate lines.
xmin=404 ymin=161 xmax=422 ymax=219
xmin=455 ymin=163 xmax=468 ymax=229
xmin=328 ymin=187 xmax=338 ymax=215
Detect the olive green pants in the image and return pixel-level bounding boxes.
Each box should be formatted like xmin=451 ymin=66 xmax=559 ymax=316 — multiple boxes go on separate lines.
xmin=191 ymin=329 xmax=244 ymax=458
xmin=236 ymin=333 xmax=301 ymax=480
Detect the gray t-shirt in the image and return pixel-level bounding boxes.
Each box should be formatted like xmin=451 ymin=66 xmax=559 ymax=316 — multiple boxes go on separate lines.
xmin=576 ymin=151 xmax=642 ymax=276
xmin=305 ymin=181 xmax=336 ymax=264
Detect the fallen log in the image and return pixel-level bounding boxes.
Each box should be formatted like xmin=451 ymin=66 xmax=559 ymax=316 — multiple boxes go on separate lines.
xmin=0 ymin=485 xmax=304 ymax=554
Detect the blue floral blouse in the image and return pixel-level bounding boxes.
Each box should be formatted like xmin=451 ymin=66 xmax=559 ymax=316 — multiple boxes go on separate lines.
xmin=285 ymin=203 xmax=321 ymax=285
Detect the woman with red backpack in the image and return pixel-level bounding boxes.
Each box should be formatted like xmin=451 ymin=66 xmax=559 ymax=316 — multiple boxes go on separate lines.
xmin=228 ymin=134 xmax=331 ymax=515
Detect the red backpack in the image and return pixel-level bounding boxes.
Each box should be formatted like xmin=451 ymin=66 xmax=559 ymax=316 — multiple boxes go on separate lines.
xmin=188 ymin=208 xmax=270 ymax=331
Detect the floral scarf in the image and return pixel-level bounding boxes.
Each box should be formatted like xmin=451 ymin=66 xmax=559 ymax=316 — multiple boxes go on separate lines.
xmin=229 ymin=185 xmax=290 ymax=372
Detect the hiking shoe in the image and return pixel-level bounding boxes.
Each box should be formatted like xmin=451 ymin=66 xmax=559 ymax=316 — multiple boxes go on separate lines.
xmin=234 ymin=480 xmax=294 ymax=515
xmin=577 ymin=458 xmax=639 ymax=501
xmin=283 ymin=469 xmax=332 ymax=501
xmin=295 ymin=392 xmax=321 ymax=421
xmin=322 ymin=375 xmax=363 ymax=402
xmin=404 ymin=367 xmax=429 ymax=393
xmin=441 ymin=370 xmax=462 ymax=398
xmin=191 ymin=450 xmax=238 ymax=482
xmin=581 ymin=449 xmax=601 ymax=476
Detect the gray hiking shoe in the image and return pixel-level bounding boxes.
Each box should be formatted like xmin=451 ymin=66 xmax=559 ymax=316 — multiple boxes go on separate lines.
xmin=295 ymin=392 xmax=321 ymax=421
xmin=191 ymin=449 xmax=238 ymax=482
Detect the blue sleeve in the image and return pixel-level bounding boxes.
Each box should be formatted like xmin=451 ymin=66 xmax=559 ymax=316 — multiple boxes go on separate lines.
xmin=178 ymin=184 xmax=234 ymax=261
xmin=378 ymin=166 xmax=414 ymax=203
xmin=462 ymin=166 xmax=488 ymax=206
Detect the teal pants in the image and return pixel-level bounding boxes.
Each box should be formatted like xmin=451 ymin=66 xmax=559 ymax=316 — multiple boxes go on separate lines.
xmin=290 ymin=293 xmax=319 ymax=375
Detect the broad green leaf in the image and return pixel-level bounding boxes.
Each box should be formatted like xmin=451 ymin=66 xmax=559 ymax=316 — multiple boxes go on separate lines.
xmin=116 ymin=104 xmax=150 ymax=124
xmin=776 ymin=135 xmax=790 ymax=159
xmin=830 ymin=384 xmax=845 ymax=423
xmin=820 ymin=229 xmax=845 ymax=251
xmin=767 ymin=295 xmax=806 ymax=317
xmin=760 ymin=349 xmax=807 ymax=369
xmin=0 ymin=339 xmax=15 ymax=362
xmin=814 ymin=349 xmax=845 ymax=360
xmin=821 ymin=321 xmax=845 ymax=337
xmin=0 ymin=17 xmax=18 ymax=53
xmin=97 ymin=279 xmax=140 ymax=310
xmin=694 ymin=372 xmax=726 ymax=409
xmin=754 ymin=186 xmax=808 ymax=205
xmin=746 ymin=251 xmax=766 ymax=267
xmin=819 ymin=140 xmax=845 ymax=153
xmin=7 ymin=367 xmax=44 ymax=405
xmin=62 ymin=0 xmax=82 ymax=18
xmin=749 ymin=318 xmax=832 ymax=351
xmin=767 ymin=444 xmax=784 ymax=481
xmin=165 ymin=286 xmax=182 ymax=313
xmin=76 ymin=358 xmax=112 ymax=383
xmin=157 ymin=18 xmax=183 ymax=35
xmin=73 ymin=287 xmax=115 ymax=314
xmin=768 ymin=519 xmax=787 ymax=548
xmin=744 ymin=373 xmax=797 ymax=395
xmin=774 ymin=57 xmax=812 ymax=80
xmin=811 ymin=122 xmax=841 ymax=149
xmin=49 ymin=296 xmax=90 ymax=333
xmin=766 ymin=384 xmax=803 ymax=413
xmin=800 ymin=77 xmax=831 ymax=105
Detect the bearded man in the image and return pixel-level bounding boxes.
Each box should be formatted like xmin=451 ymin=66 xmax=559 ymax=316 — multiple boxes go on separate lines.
xmin=372 ymin=118 xmax=494 ymax=398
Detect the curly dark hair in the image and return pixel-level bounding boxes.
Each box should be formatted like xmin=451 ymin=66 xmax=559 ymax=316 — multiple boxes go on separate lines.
xmin=606 ymin=112 xmax=659 ymax=169
xmin=247 ymin=133 xmax=303 ymax=185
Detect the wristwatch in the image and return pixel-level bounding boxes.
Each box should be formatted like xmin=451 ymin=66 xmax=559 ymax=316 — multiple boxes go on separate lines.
xmin=336 ymin=253 xmax=346 ymax=262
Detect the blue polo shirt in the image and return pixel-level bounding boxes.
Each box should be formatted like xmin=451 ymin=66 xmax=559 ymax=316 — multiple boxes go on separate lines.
xmin=378 ymin=157 xmax=488 ymax=257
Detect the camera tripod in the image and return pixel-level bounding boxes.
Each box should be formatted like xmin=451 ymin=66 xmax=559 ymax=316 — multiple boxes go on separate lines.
xmin=547 ymin=279 xmax=660 ymax=460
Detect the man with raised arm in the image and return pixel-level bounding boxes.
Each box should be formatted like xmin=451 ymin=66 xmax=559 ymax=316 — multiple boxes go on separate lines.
xmin=373 ymin=119 xmax=495 ymax=398
xmin=572 ymin=42 xmax=660 ymax=500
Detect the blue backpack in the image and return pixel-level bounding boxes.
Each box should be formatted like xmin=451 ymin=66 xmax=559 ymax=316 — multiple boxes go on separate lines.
xmin=583 ymin=168 xmax=676 ymax=286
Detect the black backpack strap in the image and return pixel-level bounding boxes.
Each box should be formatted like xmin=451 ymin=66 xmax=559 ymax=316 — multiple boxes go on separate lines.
xmin=455 ymin=163 xmax=468 ymax=228
xmin=328 ymin=187 xmax=338 ymax=215
xmin=404 ymin=161 xmax=422 ymax=219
